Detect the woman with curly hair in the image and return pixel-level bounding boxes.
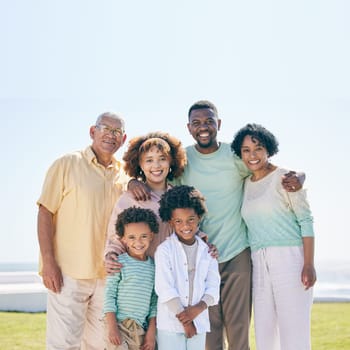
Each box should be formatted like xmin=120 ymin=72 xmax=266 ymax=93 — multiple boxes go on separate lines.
xmin=104 ymin=131 xmax=187 ymax=265
xmin=231 ymin=123 xmax=316 ymax=350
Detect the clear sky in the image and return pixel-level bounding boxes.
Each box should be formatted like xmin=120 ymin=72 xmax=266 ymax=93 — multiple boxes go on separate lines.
xmin=1 ymin=1 xmax=349 ymax=264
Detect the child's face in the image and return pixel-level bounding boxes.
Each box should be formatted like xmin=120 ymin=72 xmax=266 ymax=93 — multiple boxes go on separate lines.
xmin=121 ymin=222 xmax=154 ymax=260
xmin=170 ymin=208 xmax=200 ymax=245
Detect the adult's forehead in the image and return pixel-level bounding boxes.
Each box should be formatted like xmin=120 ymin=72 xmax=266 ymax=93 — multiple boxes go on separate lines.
xmin=100 ymin=115 xmax=124 ymax=128
xmin=189 ymin=108 xmax=217 ymax=119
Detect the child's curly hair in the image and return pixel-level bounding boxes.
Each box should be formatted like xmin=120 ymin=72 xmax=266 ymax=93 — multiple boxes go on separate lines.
xmin=158 ymin=185 xmax=207 ymax=222
xmin=115 ymin=207 xmax=159 ymax=237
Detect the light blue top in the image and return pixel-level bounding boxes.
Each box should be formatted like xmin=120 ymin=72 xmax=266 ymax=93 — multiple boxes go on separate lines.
xmin=103 ymin=253 xmax=157 ymax=329
xmin=241 ymin=167 xmax=314 ymax=252
xmin=177 ymin=143 xmax=250 ymax=263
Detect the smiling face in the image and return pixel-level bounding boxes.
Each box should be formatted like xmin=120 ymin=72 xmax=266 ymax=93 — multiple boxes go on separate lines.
xmin=170 ymin=208 xmax=200 ymax=245
xmin=241 ymin=135 xmax=269 ymax=174
xmin=90 ymin=115 xmax=126 ymax=163
xmin=139 ymin=145 xmax=171 ymax=190
xmin=121 ymin=222 xmax=154 ymax=260
xmin=187 ymin=108 xmax=221 ymax=154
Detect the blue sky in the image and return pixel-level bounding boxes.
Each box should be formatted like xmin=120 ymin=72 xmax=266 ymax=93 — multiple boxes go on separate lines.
xmin=1 ymin=1 xmax=349 ymax=264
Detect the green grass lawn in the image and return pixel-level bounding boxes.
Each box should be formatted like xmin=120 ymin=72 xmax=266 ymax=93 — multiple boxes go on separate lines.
xmin=0 ymin=303 xmax=349 ymax=349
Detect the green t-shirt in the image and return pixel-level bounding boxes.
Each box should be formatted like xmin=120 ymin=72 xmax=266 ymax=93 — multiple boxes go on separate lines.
xmin=177 ymin=143 xmax=250 ymax=263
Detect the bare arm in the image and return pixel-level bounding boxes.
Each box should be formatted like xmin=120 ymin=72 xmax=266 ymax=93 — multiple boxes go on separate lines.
xmin=302 ymin=236 xmax=316 ymax=290
xmin=105 ymin=312 xmax=122 ymax=346
xmin=104 ymin=206 xmax=126 ymax=275
xmin=37 ymin=205 xmax=63 ymax=293
xmin=141 ymin=317 xmax=156 ymax=350
xmin=104 ymin=252 xmax=123 ymax=275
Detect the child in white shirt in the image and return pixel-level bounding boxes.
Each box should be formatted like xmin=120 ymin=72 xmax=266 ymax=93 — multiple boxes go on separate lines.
xmin=155 ymin=185 xmax=220 ymax=350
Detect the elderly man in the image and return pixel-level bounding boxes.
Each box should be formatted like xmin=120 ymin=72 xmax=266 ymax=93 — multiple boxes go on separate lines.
xmin=37 ymin=112 xmax=129 ymax=349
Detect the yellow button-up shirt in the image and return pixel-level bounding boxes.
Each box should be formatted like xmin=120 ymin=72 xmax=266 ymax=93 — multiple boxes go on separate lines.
xmin=37 ymin=146 xmax=129 ymax=279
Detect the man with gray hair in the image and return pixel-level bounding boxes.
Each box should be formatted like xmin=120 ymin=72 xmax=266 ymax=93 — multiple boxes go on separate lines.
xmin=37 ymin=112 xmax=129 ymax=349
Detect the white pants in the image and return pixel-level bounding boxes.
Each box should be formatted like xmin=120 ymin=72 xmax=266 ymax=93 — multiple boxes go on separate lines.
xmin=157 ymin=330 xmax=206 ymax=350
xmin=252 ymin=246 xmax=313 ymax=350
xmin=46 ymin=274 xmax=105 ymax=350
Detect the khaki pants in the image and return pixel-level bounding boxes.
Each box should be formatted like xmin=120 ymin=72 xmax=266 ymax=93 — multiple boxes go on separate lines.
xmin=46 ymin=274 xmax=105 ymax=350
xmin=105 ymin=318 xmax=145 ymax=350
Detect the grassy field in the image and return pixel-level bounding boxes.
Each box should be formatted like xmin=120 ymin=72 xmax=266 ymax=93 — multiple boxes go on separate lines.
xmin=0 ymin=302 xmax=349 ymax=349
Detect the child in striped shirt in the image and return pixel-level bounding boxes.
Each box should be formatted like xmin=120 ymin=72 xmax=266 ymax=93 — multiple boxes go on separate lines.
xmin=104 ymin=207 xmax=159 ymax=350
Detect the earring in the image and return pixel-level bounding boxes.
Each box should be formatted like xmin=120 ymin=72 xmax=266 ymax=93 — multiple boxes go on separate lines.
xmin=139 ymin=170 xmax=144 ymax=175
xmin=169 ymin=167 xmax=172 ymax=173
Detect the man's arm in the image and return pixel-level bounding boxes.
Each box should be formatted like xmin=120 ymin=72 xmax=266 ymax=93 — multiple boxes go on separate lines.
xmin=282 ymin=171 xmax=305 ymax=192
xmin=37 ymin=205 xmax=63 ymax=293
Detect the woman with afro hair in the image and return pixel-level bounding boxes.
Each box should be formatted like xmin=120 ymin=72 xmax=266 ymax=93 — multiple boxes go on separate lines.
xmin=231 ymin=123 xmax=316 ymax=350
xmin=104 ymin=131 xmax=187 ymax=264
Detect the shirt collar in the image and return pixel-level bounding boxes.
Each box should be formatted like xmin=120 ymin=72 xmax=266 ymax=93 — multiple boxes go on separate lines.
xmin=84 ymin=146 xmax=118 ymax=168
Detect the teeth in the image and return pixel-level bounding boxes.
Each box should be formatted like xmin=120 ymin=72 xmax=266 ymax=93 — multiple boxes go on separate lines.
xmin=199 ymin=132 xmax=209 ymax=137
xmin=249 ymin=160 xmax=259 ymax=164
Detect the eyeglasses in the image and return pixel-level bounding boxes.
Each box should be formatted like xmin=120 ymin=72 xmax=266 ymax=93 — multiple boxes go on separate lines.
xmin=171 ymin=217 xmax=199 ymax=227
xmin=95 ymin=124 xmax=124 ymax=137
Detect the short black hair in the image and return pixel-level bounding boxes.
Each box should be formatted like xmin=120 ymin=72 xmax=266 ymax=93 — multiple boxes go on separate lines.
xmin=188 ymin=100 xmax=218 ymax=119
xmin=158 ymin=185 xmax=207 ymax=222
xmin=231 ymin=123 xmax=279 ymax=158
xmin=115 ymin=207 xmax=159 ymax=237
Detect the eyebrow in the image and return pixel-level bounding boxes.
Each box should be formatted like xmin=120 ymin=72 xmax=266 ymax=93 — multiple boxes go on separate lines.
xmin=99 ymin=124 xmax=124 ymax=131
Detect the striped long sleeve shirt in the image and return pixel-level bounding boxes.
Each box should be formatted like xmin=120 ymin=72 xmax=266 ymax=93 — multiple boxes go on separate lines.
xmin=104 ymin=253 xmax=157 ymax=329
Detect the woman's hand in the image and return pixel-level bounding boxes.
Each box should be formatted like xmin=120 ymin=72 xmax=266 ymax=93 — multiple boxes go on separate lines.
xmin=128 ymin=179 xmax=151 ymax=201
xmin=302 ymin=264 xmax=317 ymax=290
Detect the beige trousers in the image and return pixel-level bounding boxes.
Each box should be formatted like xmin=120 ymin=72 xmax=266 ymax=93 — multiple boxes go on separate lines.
xmin=46 ymin=274 xmax=105 ymax=350
xmin=105 ymin=318 xmax=145 ymax=350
